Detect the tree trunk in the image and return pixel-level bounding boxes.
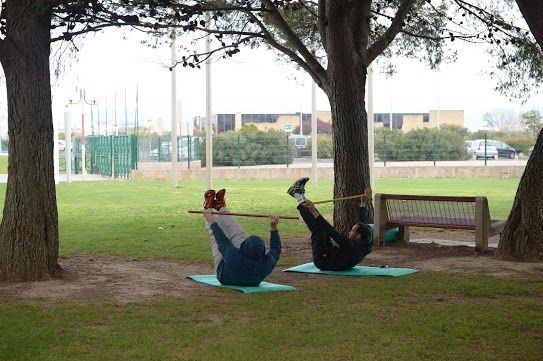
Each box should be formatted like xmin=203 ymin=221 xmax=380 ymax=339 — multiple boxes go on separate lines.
xmin=496 ymin=1 xmax=543 ymax=261
xmin=324 ymin=6 xmax=372 ymax=233
xmin=0 ymin=1 xmax=60 ymax=281
xmin=515 ymin=0 xmax=543 ymax=49
xmin=496 ymin=130 xmax=543 ymax=261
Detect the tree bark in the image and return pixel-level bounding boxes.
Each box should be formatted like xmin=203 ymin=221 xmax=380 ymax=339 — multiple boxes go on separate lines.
xmin=496 ymin=0 xmax=543 ymax=261
xmin=324 ymin=3 xmax=373 ymax=233
xmin=0 ymin=1 xmax=60 ymax=281
xmin=515 ymin=0 xmax=543 ymax=50
xmin=496 ymin=130 xmax=543 ymax=261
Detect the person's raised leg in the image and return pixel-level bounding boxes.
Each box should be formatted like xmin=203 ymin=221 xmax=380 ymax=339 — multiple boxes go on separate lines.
xmin=214 ymin=189 xmax=246 ymax=249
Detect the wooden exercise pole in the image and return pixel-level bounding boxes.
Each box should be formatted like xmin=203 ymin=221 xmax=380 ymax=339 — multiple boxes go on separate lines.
xmin=313 ymin=194 xmax=363 ymax=205
xmin=188 ymin=210 xmax=299 ymax=220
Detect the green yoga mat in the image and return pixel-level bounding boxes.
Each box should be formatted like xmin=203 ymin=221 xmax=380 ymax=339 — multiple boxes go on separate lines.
xmin=284 ymin=263 xmax=418 ymax=277
xmin=187 ymin=275 xmax=295 ymax=293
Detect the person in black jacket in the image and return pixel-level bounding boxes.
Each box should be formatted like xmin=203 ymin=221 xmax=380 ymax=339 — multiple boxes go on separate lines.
xmin=287 ymin=178 xmax=372 ymax=271
xmin=202 ymin=189 xmax=282 ymax=286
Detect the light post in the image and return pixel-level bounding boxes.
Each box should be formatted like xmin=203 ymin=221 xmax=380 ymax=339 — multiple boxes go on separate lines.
xmin=68 ymin=88 xmax=97 ymax=177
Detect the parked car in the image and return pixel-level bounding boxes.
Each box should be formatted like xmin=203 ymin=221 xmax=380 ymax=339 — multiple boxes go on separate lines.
xmin=288 ymin=135 xmax=310 ymax=157
xmin=493 ymin=141 xmax=516 ymax=159
xmin=150 ymin=141 xmax=189 ymax=160
xmin=471 ymin=139 xmax=498 ymax=159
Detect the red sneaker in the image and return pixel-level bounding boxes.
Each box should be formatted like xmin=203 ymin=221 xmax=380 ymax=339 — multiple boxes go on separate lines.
xmin=203 ymin=189 xmax=216 ymax=209
xmin=215 ymin=189 xmax=226 ymax=210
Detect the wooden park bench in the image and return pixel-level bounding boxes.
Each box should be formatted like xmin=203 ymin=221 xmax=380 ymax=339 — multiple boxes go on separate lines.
xmin=373 ymin=194 xmax=506 ymax=252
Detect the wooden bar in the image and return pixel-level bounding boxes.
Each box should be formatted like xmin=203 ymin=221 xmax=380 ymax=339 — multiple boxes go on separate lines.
xmin=313 ymin=194 xmax=363 ymax=205
xmin=187 ymin=210 xmax=299 ymax=220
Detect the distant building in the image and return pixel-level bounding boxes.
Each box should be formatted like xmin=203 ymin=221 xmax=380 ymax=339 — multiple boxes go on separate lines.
xmin=374 ymin=110 xmax=464 ymax=131
xmin=192 ymin=109 xmax=464 ymax=134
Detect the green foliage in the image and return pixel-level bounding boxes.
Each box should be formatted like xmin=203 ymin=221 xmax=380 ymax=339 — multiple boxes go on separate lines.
xmin=494 ymin=133 xmax=536 ymax=154
xmin=520 ymin=110 xmax=543 ymax=135
xmin=439 ymin=124 xmax=471 ymax=138
xmin=200 ymin=129 xmax=294 ymax=166
xmin=307 ymin=134 xmax=334 ymax=158
xmin=375 ymin=127 xmax=469 ymax=161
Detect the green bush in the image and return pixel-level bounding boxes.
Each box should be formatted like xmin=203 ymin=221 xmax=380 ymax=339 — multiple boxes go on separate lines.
xmin=200 ymin=128 xmax=294 ymax=166
xmin=375 ymin=127 xmax=469 ymax=161
xmin=494 ymin=133 xmax=536 ymax=154
xmin=307 ymin=134 xmax=334 ymax=158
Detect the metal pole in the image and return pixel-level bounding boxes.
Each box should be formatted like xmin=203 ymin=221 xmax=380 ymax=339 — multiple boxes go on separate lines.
xmin=205 ymin=13 xmax=213 ymax=190
xmin=484 ymin=132 xmax=487 ymax=167
xmin=97 ymin=103 xmax=100 ymax=136
xmin=237 ymin=133 xmax=241 ymax=169
xmin=64 ymin=110 xmax=72 ymax=183
xmin=105 ymin=96 xmax=108 ymax=136
xmin=135 ymin=85 xmax=139 ymax=135
xmin=367 ymin=64 xmax=375 ymax=190
xmin=433 ymin=133 xmax=437 ymax=166
xmin=384 ymin=134 xmax=387 ymax=167
xmin=286 ymin=133 xmax=289 ymax=168
xmin=437 ymin=70 xmax=441 ymax=129
xmin=114 ymin=92 xmax=118 ymax=136
xmin=188 ymin=135 xmax=191 ymax=169
xmin=125 ymin=88 xmax=128 ymax=135
xmin=171 ymin=32 xmax=178 ymax=188
xmin=81 ymin=90 xmax=87 ymax=177
xmin=311 ymin=77 xmax=317 ymax=187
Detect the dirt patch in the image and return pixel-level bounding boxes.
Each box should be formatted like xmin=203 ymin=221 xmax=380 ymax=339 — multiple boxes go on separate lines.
xmin=1 ymin=233 xmax=542 ymax=305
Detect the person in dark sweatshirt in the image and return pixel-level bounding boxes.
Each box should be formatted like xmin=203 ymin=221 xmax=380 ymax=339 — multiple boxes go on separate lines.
xmin=287 ymin=178 xmax=372 ymax=271
xmin=202 ymin=189 xmax=281 ymax=286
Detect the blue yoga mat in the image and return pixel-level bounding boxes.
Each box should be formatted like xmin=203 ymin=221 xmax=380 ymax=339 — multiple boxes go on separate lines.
xmin=283 ymin=262 xmax=418 ymax=277
xmin=187 ymin=275 xmax=295 ymax=293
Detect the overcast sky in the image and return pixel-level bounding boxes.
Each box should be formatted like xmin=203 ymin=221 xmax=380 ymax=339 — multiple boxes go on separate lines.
xmin=1 ymin=27 xmax=542 ymax=135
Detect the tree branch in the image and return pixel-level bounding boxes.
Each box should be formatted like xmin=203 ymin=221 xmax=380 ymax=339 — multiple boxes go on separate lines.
xmin=261 ymin=0 xmax=326 ymax=80
xmin=366 ymin=0 xmax=417 ymax=65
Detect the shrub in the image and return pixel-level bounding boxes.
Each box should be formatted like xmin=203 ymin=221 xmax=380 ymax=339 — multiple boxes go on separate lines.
xmin=307 ymin=134 xmax=334 ymax=158
xmin=200 ymin=129 xmax=294 ymax=166
xmin=375 ymin=127 xmax=469 ymax=161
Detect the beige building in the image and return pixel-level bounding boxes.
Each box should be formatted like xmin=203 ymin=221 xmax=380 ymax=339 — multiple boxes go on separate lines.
xmin=200 ymin=109 xmax=463 ymax=134
xmin=375 ymin=110 xmax=464 ymax=131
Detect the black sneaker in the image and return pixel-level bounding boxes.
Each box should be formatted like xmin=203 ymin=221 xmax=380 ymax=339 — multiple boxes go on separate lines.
xmin=287 ymin=177 xmax=309 ymax=197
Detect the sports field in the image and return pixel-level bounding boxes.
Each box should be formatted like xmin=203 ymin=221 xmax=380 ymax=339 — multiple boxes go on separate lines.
xmin=1 ymin=179 xmax=541 ymax=361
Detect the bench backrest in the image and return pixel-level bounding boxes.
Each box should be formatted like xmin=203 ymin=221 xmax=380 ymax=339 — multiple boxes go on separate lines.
xmin=375 ymin=194 xmax=491 ymax=230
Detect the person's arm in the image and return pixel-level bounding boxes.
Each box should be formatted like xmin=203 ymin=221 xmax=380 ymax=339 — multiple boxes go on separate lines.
xmin=267 ymin=216 xmax=281 ymax=261
xmin=356 ymin=188 xmax=372 ymax=224
xmin=263 ymin=216 xmax=281 ymax=273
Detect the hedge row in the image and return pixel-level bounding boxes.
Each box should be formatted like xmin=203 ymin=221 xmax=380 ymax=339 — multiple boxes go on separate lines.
xmin=200 ymin=128 xmax=294 ymax=166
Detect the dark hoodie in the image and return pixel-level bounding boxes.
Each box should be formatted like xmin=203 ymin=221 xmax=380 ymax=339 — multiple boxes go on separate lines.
xmin=210 ymin=223 xmax=281 ymax=286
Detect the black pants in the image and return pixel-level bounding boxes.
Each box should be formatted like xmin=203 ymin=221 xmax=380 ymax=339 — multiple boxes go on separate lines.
xmin=297 ymin=204 xmax=359 ymax=271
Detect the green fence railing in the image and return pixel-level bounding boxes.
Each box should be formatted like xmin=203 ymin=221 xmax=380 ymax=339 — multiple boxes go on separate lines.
xmin=74 ymin=135 xmax=137 ymax=179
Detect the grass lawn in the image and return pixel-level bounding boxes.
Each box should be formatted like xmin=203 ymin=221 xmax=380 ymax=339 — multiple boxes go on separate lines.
xmin=52 ymin=179 xmax=519 ymax=260
xmin=2 ymin=179 xmax=541 ymax=361
xmin=1 ymin=273 xmax=541 ymax=361
xmin=0 ymin=155 xmax=7 ymax=174
xmin=0 ymin=178 xmax=519 ymax=261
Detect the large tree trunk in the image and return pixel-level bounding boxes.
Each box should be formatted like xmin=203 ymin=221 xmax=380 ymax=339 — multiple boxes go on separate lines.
xmin=324 ymin=4 xmax=372 ymax=233
xmin=496 ymin=131 xmax=543 ymax=261
xmin=496 ymin=0 xmax=543 ymax=261
xmin=0 ymin=1 xmax=60 ymax=281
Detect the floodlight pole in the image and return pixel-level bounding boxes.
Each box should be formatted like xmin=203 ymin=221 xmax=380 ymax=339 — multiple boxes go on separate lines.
xmin=171 ymin=32 xmax=178 ymax=189
xmin=67 ymin=88 xmax=97 ymax=178
xmin=205 ymin=13 xmax=213 ymax=190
